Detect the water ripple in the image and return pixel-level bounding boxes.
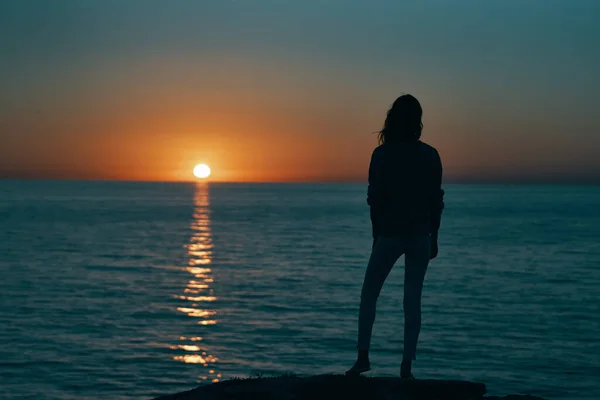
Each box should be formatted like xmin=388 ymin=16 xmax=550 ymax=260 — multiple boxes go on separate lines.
xmin=1 ymin=182 xmax=599 ymax=399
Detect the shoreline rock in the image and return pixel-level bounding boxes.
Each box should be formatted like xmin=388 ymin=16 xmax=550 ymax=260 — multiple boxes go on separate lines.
xmin=152 ymin=374 xmax=547 ymax=400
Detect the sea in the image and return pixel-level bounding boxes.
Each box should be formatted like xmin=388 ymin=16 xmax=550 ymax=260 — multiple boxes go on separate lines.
xmin=1 ymin=181 xmax=599 ymax=400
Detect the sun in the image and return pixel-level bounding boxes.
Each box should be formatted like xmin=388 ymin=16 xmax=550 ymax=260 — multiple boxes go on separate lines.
xmin=193 ymin=164 xmax=211 ymax=179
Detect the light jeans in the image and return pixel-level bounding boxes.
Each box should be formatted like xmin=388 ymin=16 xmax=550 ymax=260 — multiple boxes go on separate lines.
xmin=357 ymin=235 xmax=430 ymax=361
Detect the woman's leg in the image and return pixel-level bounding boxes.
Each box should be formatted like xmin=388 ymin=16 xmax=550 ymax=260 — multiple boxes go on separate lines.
xmin=347 ymin=236 xmax=404 ymax=375
xmin=357 ymin=236 xmax=404 ymax=350
xmin=402 ymin=235 xmax=431 ymax=363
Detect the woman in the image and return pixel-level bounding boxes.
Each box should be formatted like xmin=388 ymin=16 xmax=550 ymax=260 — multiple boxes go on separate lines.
xmin=346 ymin=94 xmax=444 ymax=379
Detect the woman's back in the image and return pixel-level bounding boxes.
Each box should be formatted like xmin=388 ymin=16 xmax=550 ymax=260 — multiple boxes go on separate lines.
xmin=367 ymin=139 xmax=443 ymax=238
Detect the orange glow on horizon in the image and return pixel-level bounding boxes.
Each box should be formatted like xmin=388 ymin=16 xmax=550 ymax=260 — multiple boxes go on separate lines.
xmin=3 ymin=52 xmax=597 ymax=184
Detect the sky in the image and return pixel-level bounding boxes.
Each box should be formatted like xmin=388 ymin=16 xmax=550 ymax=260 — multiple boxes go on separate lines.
xmin=1 ymin=0 xmax=599 ymax=183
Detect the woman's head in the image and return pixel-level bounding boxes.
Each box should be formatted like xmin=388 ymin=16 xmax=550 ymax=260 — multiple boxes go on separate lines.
xmin=378 ymin=94 xmax=423 ymax=144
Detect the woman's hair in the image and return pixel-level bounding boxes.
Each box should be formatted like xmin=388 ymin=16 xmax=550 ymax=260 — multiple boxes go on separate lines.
xmin=378 ymin=94 xmax=423 ymax=144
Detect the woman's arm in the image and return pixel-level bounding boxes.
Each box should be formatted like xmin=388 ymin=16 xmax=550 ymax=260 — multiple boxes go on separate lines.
xmin=367 ymin=147 xmax=384 ymax=242
xmin=429 ymin=149 xmax=444 ymax=232
xmin=429 ymin=149 xmax=444 ymax=259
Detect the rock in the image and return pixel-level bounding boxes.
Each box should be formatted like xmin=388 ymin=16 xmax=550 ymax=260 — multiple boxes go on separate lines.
xmin=485 ymin=396 xmax=546 ymax=400
xmin=152 ymin=374 xmax=490 ymax=400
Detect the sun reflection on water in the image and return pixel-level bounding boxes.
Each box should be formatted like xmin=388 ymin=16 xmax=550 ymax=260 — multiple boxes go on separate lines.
xmin=172 ymin=182 xmax=220 ymax=383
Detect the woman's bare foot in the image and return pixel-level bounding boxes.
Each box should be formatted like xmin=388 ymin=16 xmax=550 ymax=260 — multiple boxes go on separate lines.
xmin=401 ymin=360 xmax=415 ymax=379
xmin=345 ymin=358 xmax=371 ymax=376
xmin=346 ymin=350 xmax=371 ymax=376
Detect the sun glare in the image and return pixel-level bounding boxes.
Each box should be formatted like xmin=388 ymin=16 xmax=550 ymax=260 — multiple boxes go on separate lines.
xmin=193 ymin=164 xmax=211 ymax=179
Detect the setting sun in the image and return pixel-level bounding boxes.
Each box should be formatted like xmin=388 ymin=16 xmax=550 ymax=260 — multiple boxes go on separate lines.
xmin=193 ymin=164 xmax=211 ymax=179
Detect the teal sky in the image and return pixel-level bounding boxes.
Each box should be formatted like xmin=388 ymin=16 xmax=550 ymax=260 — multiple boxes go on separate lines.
xmin=1 ymin=0 xmax=599 ymax=183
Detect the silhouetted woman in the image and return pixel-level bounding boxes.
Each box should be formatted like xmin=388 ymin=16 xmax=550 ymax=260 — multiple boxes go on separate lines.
xmin=346 ymin=94 xmax=444 ymax=379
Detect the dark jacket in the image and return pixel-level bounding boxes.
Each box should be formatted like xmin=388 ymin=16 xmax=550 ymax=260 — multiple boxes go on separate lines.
xmin=367 ymin=140 xmax=444 ymax=239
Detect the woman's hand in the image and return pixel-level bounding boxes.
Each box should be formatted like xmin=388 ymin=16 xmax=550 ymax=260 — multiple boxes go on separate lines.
xmin=430 ymin=232 xmax=439 ymax=260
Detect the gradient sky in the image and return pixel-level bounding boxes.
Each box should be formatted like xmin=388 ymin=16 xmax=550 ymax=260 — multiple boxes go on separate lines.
xmin=1 ymin=0 xmax=599 ymax=183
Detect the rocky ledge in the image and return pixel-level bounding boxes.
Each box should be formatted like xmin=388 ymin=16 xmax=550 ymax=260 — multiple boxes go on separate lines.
xmin=152 ymin=374 xmax=547 ymax=400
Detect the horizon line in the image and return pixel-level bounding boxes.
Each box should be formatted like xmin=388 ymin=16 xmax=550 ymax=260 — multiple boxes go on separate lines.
xmin=1 ymin=177 xmax=599 ymax=186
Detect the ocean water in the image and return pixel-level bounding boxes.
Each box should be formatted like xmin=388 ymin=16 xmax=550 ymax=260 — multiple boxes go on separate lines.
xmin=0 ymin=181 xmax=599 ymax=400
